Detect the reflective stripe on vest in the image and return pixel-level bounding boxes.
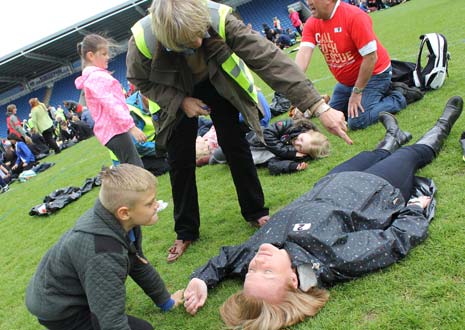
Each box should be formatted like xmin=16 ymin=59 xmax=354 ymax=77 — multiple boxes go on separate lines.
xmin=131 ymin=15 xmax=155 ymax=60
xmin=131 ymin=0 xmax=258 ymax=104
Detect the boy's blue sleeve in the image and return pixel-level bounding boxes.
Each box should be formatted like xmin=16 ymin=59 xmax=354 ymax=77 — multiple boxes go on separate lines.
xmin=157 ymin=297 xmax=175 ymax=312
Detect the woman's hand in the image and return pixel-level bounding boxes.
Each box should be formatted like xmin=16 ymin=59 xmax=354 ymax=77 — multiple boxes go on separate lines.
xmin=184 ymin=278 xmax=208 ymax=315
xmin=181 ymin=97 xmax=211 ymax=118
xmin=408 ymin=196 xmax=432 ymax=209
xmin=319 ymin=108 xmax=353 ymax=145
xmin=129 ymin=126 xmax=147 ymax=143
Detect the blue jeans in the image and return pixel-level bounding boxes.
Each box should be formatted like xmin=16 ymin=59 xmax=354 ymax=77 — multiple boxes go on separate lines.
xmin=329 ymin=67 xmax=407 ymax=130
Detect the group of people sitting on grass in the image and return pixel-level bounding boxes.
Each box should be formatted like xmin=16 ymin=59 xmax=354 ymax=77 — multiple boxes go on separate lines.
xmin=23 ymin=0 xmax=460 ymax=330
xmin=1 ymin=97 xmax=96 ymax=192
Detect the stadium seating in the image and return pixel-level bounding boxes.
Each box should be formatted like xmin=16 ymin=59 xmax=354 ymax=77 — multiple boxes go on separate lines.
xmin=237 ymin=0 xmax=305 ymax=35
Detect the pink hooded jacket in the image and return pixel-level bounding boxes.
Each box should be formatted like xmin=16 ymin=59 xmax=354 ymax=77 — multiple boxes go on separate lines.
xmin=75 ymin=66 xmax=134 ymax=145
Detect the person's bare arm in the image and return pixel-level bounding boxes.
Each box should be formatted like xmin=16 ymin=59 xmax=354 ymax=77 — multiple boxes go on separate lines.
xmin=295 ymin=46 xmax=315 ymax=72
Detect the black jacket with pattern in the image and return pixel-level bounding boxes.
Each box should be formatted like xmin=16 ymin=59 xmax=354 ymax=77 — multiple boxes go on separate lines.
xmin=191 ymin=173 xmax=436 ymax=289
xmin=26 ymin=200 xmax=171 ymax=329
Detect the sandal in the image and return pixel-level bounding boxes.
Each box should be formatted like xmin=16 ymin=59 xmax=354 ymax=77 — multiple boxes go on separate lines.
xmin=167 ymin=240 xmax=192 ymax=263
xmin=249 ymin=215 xmax=270 ymax=228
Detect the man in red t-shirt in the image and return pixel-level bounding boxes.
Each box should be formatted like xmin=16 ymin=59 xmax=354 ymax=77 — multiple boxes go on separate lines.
xmin=296 ymin=0 xmax=407 ymax=130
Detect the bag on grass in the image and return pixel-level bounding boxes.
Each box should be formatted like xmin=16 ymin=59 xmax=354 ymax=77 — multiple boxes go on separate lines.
xmin=413 ymin=33 xmax=450 ymax=91
xmin=19 ymin=170 xmax=36 ymax=182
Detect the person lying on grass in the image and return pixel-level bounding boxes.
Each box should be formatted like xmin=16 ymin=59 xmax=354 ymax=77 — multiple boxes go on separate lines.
xmin=182 ymin=96 xmax=463 ymax=330
xmin=26 ymin=164 xmax=183 ymax=330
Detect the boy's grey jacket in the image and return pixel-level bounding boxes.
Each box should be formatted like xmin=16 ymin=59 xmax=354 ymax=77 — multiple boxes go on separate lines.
xmin=26 ymin=200 xmax=171 ymax=329
xmin=126 ymin=13 xmax=322 ymax=152
xmin=191 ymin=173 xmax=436 ymax=289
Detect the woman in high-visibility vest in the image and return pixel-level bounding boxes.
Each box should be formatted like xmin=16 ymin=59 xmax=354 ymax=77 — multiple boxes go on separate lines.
xmin=126 ymin=0 xmax=351 ymax=263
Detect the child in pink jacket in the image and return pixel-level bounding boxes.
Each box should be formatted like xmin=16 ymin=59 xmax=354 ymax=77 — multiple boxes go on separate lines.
xmin=75 ymin=34 xmax=146 ymax=166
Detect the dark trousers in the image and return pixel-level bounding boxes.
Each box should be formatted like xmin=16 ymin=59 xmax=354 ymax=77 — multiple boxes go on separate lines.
xmin=42 ymin=127 xmax=61 ymax=153
xmin=167 ymin=79 xmax=268 ymax=240
xmin=106 ymin=132 xmax=144 ymax=167
xmin=328 ymin=144 xmax=435 ymax=201
xmin=38 ymin=310 xmax=153 ymax=330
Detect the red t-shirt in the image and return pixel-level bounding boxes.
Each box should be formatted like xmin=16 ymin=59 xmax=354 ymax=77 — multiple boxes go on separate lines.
xmin=302 ymin=1 xmax=391 ymax=86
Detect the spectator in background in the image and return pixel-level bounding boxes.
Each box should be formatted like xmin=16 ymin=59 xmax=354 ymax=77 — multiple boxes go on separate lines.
xmin=80 ymin=106 xmax=95 ymax=129
xmin=273 ymin=17 xmax=282 ymax=33
xmin=275 ymin=32 xmax=294 ymax=49
xmin=262 ymin=23 xmax=276 ymax=42
xmin=7 ymin=134 xmax=36 ymax=174
xmin=70 ymin=115 xmax=94 ymax=141
xmin=29 ymin=98 xmax=61 ymax=154
xmin=6 ymin=104 xmax=28 ymax=141
xmin=47 ymin=105 xmax=57 ymax=121
xmin=29 ymin=127 xmax=50 ymax=155
xmin=288 ymin=8 xmax=303 ymax=36
xmin=285 ymin=28 xmax=298 ymax=40
xmin=0 ymin=161 xmax=11 ymax=193
xmin=359 ymin=0 xmax=371 ymax=12
xmin=63 ymin=100 xmax=83 ymax=118
xmin=55 ymin=105 xmax=66 ymax=122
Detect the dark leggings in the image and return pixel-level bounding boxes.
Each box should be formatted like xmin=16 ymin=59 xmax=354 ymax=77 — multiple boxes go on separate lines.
xmin=42 ymin=127 xmax=61 ymax=153
xmin=38 ymin=311 xmax=153 ymax=330
xmin=328 ymin=144 xmax=435 ymax=201
xmin=106 ymin=132 xmax=144 ymax=167
xmin=167 ymin=79 xmax=268 ymax=240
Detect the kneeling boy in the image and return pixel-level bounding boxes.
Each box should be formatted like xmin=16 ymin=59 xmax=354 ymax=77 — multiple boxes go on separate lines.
xmin=26 ymin=164 xmax=183 ymax=330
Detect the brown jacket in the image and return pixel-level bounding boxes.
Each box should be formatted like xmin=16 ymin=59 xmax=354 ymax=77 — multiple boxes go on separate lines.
xmin=126 ymin=13 xmax=322 ymax=151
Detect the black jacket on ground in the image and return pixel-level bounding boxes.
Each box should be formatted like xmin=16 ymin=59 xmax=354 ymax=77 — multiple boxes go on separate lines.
xmin=191 ymin=172 xmax=436 ymax=289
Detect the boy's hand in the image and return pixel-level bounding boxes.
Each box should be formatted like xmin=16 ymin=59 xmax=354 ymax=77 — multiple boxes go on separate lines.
xmin=171 ymin=289 xmax=185 ymax=308
xmin=184 ymin=278 xmax=208 ymax=315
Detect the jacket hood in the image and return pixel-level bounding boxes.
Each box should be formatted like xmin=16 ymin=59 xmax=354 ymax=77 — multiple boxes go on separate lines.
xmin=75 ymin=66 xmax=108 ymax=90
xmin=73 ymin=199 xmax=128 ymax=246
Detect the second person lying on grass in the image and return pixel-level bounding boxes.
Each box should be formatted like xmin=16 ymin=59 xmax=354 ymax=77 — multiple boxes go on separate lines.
xmin=210 ymin=118 xmax=330 ymax=175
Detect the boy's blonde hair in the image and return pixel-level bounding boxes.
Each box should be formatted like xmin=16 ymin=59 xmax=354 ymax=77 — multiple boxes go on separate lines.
xmin=150 ymin=0 xmax=210 ymax=52
xmin=99 ymin=164 xmax=157 ymax=213
xmin=220 ymin=286 xmax=329 ymax=330
xmin=300 ymin=130 xmax=331 ymax=159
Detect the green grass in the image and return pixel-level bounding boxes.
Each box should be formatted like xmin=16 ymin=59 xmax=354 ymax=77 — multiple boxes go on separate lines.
xmin=1 ymin=0 xmax=465 ymax=329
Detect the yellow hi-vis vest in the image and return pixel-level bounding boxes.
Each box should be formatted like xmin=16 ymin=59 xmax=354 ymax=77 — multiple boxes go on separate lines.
xmin=109 ymin=104 xmax=155 ymax=162
xmin=130 ymin=0 xmax=259 ymax=104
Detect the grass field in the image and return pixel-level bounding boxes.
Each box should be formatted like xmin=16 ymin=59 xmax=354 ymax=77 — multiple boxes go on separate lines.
xmin=1 ymin=0 xmax=464 ymax=329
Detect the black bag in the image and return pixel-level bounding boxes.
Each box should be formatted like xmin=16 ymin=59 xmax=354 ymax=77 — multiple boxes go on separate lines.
xmin=391 ymin=60 xmax=416 ymax=87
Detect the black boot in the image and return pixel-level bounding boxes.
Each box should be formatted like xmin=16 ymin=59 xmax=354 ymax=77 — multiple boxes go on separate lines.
xmin=391 ymin=81 xmax=425 ymax=105
xmin=376 ymin=112 xmax=412 ymax=152
xmin=416 ymin=96 xmax=464 ymax=155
